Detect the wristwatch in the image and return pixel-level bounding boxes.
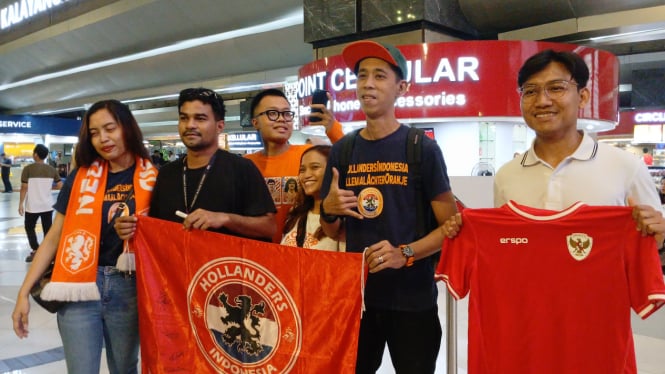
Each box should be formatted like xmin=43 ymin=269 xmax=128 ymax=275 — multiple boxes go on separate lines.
xmin=399 ymin=245 xmax=415 ymax=267
xmin=319 ymin=202 xmax=340 ymax=223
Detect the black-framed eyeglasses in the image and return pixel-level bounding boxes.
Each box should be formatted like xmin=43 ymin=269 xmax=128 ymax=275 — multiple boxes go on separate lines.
xmin=255 ymin=110 xmax=295 ymax=122
xmin=517 ymin=79 xmax=578 ymax=102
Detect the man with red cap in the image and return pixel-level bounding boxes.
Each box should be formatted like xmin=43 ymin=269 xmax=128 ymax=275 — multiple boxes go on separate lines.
xmin=319 ymin=40 xmax=458 ymax=373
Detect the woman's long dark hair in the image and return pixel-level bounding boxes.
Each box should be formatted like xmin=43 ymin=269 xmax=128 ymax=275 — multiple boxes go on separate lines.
xmin=283 ymin=145 xmax=331 ymax=247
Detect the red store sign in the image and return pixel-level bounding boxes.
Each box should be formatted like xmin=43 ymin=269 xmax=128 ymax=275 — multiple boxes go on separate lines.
xmin=603 ymin=110 xmax=665 ymax=137
xmin=296 ymin=40 xmax=619 ymax=126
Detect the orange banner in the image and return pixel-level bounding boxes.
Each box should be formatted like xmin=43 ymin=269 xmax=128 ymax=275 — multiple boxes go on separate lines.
xmin=133 ymin=217 xmax=363 ymax=373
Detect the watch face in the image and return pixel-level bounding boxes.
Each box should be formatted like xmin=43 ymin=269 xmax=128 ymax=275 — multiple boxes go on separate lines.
xmin=402 ymin=246 xmax=414 ymax=257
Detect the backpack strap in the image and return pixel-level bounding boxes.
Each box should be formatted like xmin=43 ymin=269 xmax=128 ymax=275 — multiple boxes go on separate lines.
xmin=337 ymin=129 xmax=361 ymax=189
xmin=406 ymin=127 xmax=428 ymax=239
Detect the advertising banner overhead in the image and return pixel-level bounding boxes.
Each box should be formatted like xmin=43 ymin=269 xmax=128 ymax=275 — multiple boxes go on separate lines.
xmin=297 ymin=40 xmax=619 ymax=126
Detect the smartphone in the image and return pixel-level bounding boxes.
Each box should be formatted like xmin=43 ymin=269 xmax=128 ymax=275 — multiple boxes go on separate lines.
xmin=309 ymin=89 xmax=328 ymax=123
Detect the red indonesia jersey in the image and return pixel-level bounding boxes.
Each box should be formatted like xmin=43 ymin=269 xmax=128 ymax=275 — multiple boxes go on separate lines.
xmin=436 ymin=201 xmax=665 ymax=374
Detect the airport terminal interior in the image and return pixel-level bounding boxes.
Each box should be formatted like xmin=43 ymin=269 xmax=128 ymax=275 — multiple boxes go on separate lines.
xmin=2 ymin=0 xmax=665 ymax=372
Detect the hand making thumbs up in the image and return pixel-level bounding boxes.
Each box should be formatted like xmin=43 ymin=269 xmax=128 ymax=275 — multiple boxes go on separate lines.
xmin=322 ymin=167 xmax=364 ymax=220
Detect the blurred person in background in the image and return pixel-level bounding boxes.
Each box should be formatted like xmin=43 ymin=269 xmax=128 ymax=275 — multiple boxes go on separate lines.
xmin=1 ymin=152 xmax=13 ymax=192
xmin=19 ymin=144 xmax=62 ymax=262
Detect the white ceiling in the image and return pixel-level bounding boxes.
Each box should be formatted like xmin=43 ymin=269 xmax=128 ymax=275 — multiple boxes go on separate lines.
xmin=1 ymin=0 xmax=665 ymax=138
xmin=0 ymin=0 xmax=311 ymax=135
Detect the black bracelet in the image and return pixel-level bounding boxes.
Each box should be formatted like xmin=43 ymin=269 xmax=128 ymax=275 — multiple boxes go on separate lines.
xmin=320 ymin=201 xmax=340 ymax=223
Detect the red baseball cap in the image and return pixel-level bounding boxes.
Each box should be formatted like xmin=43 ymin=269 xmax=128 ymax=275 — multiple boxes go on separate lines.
xmin=342 ymin=40 xmax=407 ymax=79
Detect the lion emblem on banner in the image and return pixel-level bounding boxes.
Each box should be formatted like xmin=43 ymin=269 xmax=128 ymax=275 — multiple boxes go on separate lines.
xmin=218 ymin=293 xmax=266 ymax=356
xmin=188 ymin=258 xmax=302 ymax=372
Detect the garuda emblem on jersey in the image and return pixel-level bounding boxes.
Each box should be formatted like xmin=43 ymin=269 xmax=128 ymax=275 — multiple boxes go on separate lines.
xmin=566 ymin=233 xmax=593 ymax=261
xmin=188 ymin=258 xmax=302 ymax=373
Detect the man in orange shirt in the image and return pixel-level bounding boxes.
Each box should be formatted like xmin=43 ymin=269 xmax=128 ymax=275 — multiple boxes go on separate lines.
xmin=245 ymin=88 xmax=344 ymax=243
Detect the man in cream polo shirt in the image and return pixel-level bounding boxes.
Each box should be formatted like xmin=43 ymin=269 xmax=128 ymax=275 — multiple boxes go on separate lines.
xmin=495 ymin=50 xmax=665 ymax=233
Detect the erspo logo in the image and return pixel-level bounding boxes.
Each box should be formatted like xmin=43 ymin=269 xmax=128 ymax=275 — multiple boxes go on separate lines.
xmin=188 ymin=258 xmax=301 ymax=373
xmin=499 ymin=237 xmax=529 ymax=245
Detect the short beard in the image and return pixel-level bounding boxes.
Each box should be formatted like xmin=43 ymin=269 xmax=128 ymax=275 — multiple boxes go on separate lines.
xmin=184 ymin=138 xmax=214 ymax=152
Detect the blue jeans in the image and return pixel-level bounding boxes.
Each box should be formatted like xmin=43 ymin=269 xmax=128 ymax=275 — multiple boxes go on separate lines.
xmin=57 ymin=266 xmax=139 ymax=374
xmin=1 ymin=171 xmax=11 ymax=192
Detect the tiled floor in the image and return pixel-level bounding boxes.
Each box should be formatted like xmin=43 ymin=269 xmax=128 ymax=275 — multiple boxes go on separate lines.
xmin=0 ymin=191 xmax=663 ymax=373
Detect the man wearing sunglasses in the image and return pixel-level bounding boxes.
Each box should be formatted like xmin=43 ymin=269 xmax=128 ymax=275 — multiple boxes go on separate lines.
xmin=245 ymin=88 xmax=344 ymax=243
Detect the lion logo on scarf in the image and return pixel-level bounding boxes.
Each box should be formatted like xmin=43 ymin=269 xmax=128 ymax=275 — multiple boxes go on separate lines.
xmin=64 ymin=232 xmax=95 ymax=271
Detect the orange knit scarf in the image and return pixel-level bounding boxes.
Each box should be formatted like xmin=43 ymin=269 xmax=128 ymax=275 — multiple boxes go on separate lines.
xmin=41 ymin=157 xmax=157 ymax=301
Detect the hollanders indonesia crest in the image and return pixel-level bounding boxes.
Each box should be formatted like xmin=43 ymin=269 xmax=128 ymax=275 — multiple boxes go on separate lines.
xmin=188 ymin=258 xmax=302 ymax=373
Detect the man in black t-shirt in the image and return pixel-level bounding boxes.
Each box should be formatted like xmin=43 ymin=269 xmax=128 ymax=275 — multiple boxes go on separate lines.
xmin=115 ymin=87 xmax=276 ymax=241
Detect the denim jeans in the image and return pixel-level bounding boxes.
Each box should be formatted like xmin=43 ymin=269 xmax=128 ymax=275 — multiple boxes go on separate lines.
xmin=1 ymin=171 xmax=11 ymax=192
xmin=57 ymin=266 xmax=139 ymax=374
